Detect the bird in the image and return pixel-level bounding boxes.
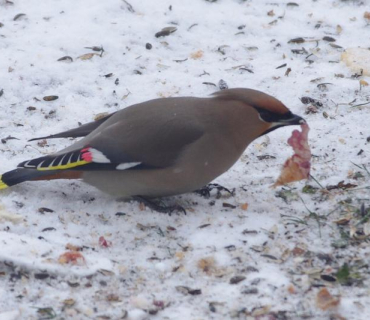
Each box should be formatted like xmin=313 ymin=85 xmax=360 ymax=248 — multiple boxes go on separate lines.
xmin=0 ymin=88 xmax=305 ymax=205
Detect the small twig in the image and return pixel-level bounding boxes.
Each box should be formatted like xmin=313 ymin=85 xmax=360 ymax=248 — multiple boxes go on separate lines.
xmin=350 ymin=101 xmax=370 ymax=108
xmin=347 ymin=186 xmax=370 ymax=192
xmin=356 ymin=209 xmax=370 ymax=226
xmin=310 ymin=174 xmax=325 ymax=189
xmin=188 ymin=23 xmax=198 ymax=31
xmin=122 ymin=0 xmax=135 ymax=13
xmin=326 ymin=206 xmax=340 ymax=217
xmin=299 ymin=196 xmax=324 ymax=237
xmin=351 ymin=162 xmax=370 ymax=176
xmin=281 ymin=214 xmax=308 ymax=225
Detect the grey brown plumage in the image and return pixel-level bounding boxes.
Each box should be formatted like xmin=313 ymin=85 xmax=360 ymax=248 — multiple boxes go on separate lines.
xmin=0 ymin=88 xmax=305 ymax=198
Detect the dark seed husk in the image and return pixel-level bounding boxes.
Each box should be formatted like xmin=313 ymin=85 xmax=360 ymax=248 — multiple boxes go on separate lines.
xmin=230 ymin=276 xmax=246 ymax=284
xmin=321 ymin=274 xmax=337 ymax=282
xmin=176 ymin=286 xmax=190 ymax=295
xmin=288 ymin=37 xmax=305 ymax=44
xmin=155 ymin=27 xmax=177 ymax=38
xmin=85 ymin=46 xmax=103 ymax=52
xmin=261 ymin=254 xmax=278 ymax=260
xmin=276 ymin=63 xmax=287 ymax=69
xmin=246 ymin=266 xmax=259 ymax=273
xmin=225 ymin=245 xmax=236 ymax=251
xmin=42 ymin=227 xmax=56 ymax=232
xmin=257 ymin=155 xmax=276 ymax=160
xmin=38 ymin=207 xmax=54 ymax=214
xmin=291 ymin=48 xmax=308 ymax=54
xmin=198 ymin=224 xmax=211 ymax=229
xmin=13 ymin=13 xmax=26 ymax=21
xmin=43 ymin=95 xmax=59 ymax=101
xmin=209 ymin=303 xmax=217 ymax=313
xmin=323 ymin=36 xmax=336 ymax=42
xmin=242 ymin=229 xmax=258 ymax=235
xmin=67 ymin=281 xmax=80 ymax=287
xmin=218 ymin=79 xmax=228 ymax=90
xmin=35 ymin=273 xmax=50 ymax=280
xmin=300 ymin=96 xmax=315 ymax=104
xmin=57 ymin=56 xmax=73 ymax=62
xmin=188 ymin=23 xmax=198 ymax=31
xmin=188 ymin=289 xmax=202 ymax=295
xmin=222 ymin=203 xmax=236 ymax=209
xmin=202 ymin=82 xmax=217 ymax=87
xmin=329 ymin=43 xmax=342 ymax=49
xmin=241 ymin=287 xmax=259 ymax=294
xmin=122 ymin=0 xmax=135 ymax=13
xmin=176 ymin=286 xmax=201 ymax=295
xmin=1 ymin=136 xmax=19 ymax=144
xmin=173 ymin=58 xmax=188 ymax=63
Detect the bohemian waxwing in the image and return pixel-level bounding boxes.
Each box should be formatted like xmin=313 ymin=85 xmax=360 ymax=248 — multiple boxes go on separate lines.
xmin=0 ymin=88 xmax=305 ymax=199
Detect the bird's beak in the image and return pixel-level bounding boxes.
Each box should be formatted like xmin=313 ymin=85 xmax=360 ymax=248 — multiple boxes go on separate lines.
xmin=277 ymin=113 xmax=306 ymax=126
xmin=260 ymin=113 xmax=306 ymax=137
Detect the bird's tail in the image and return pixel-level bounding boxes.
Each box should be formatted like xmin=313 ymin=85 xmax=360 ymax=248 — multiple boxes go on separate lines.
xmin=0 ymin=175 xmax=8 ymax=189
xmin=0 ymin=168 xmax=82 ymax=189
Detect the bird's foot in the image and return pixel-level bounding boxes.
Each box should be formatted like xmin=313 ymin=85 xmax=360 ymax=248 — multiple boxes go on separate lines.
xmin=195 ymin=183 xmax=234 ymax=199
xmin=133 ymin=196 xmax=186 ymax=215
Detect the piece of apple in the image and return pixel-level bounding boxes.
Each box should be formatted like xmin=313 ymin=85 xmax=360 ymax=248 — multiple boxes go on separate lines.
xmin=273 ymin=124 xmax=311 ymax=187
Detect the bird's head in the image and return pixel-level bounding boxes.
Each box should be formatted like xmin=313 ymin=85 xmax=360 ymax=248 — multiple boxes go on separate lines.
xmin=214 ymin=88 xmax=305 ymax=137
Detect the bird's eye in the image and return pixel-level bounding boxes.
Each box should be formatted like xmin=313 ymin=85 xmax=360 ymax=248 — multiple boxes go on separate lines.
xmin=257 ymin=108 xmax=293 ymax=123
xmin=258 ymin=110 xmax=274 ymax=122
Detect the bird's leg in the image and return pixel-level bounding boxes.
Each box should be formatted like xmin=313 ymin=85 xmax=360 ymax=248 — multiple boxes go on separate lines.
xmin=132 ymin=196 xmax=186 ymax=215
xmin=194 ymin=183 xmax=234 ymax=199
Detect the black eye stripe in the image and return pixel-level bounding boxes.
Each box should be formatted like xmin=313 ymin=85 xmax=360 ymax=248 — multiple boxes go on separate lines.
xmin=254 ymin=107 xmax=292 ymax=123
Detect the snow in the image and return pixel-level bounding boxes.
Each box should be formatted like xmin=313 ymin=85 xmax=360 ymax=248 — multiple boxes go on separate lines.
xmin=0 ymin=231 xmax=113 ymax=276
xmin=1 ymin=0 xmax=370 ymax=319
xmin=0 ymin=310 xmax=20 ymax=320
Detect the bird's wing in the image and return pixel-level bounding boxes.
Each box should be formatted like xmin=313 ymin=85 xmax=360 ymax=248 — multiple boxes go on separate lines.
xmin=21 ymin=107 xmax=205 ymax=172
xmin=85 ymin=108 xmax=205 ymax=169
xmin=28 ymin=112 xmax=116 ymax=141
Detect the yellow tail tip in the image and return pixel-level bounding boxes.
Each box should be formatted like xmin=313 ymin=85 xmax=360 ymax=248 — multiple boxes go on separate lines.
xmin=0 ymin=175 xmax=9 ymax=190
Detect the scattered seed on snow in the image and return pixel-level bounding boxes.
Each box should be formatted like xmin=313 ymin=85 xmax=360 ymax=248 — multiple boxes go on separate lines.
xmin=241 ymin=287 xmax=259 ymax=294
xmin=13 ymin=13 xmax=26 ymax=21
xmin=43 ymin=95 xmax=59 ymax=101
xmin=78 ymin=53 xmax=99 ymax=60
xmin=218 ymin=79 xmax=228 ymax=90
xmin=155 ymin=26 xmax=177 ymax=38
xmin=323 ymin=36 xmax=336 ymax=42
xmin=288 ymin=37 xmax=305 ymax=44
xmin=57 ymin=56 xmax=73 ymax=62
xmin=230 ymin=276 xmax=246 ymax=284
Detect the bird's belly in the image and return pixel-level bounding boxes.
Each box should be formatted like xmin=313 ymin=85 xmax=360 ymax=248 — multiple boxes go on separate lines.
xmin=82 ymin=134 xmax=243 ymax=199
xmin=82 ymin=162 xmax=232 ymax=199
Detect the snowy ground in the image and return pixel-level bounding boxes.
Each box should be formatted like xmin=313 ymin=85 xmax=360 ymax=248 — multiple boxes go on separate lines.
xmin=1 ymin=0 xmax=370 ymax=319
